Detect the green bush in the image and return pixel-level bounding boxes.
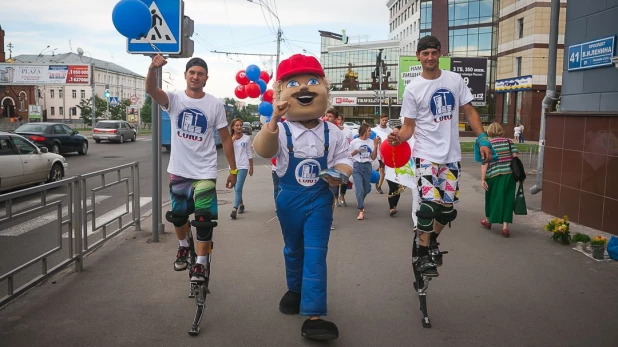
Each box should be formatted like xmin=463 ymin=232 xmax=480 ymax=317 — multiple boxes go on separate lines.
xmin=571 ymin=233 xmax=591 ymax=243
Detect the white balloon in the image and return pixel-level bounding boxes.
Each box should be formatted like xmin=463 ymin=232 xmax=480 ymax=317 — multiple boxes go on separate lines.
xmin=260 ymin=115 xmax=268 ymax=125
xmin=371 ymin=159 xmax=380 ymax=171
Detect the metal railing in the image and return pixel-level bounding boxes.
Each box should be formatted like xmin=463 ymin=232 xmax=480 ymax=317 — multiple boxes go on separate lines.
xmin=0 ymin=162 xmax=140 ymax=306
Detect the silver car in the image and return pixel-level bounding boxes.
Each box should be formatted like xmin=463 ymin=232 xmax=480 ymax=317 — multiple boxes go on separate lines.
xmin=93 ymin=120 xmax=136 ymax=143
xmin=0 ymin=132 xmax=68 ymax=193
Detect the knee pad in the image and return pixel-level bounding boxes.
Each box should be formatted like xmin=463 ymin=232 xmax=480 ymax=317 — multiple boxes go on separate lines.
xmin=191 ymin=212 xmax=218 ymax=242
xmin=435 ymin=205 xmax=458 ymax=226
xmin=416 ymin=202 xmax=442 ymax=232
xmin=165 ymin=211 xmax=189 ymax=228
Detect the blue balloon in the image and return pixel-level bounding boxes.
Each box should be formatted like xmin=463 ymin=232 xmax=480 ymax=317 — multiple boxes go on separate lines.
xmin=370 ymin=170 xmax=380 ymax=184
xmin=258 ymin=102 xmax=274 ymax=117
xmin=246 ymin=65 xmax=261 ymax=82
xmin=112 ymin=0 xmax=152 ymax=39
xmin=257 ymin=79 xmax=267 ymax=94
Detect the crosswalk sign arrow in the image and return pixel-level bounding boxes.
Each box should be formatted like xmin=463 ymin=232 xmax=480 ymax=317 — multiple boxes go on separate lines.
xmin=127 ymin=0 xmax=182 ymax=54
xmin=109 ymin=97 xmax=119 ymax=107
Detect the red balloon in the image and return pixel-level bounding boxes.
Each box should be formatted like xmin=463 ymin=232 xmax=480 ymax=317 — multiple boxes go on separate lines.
xmin=236 ymin=70 xmax=249 ymax=85
xmin=260 ymin=71 xmax=270 ymax=84
xmin=271 ymin=157 xmax=277 ymax=166
xmin=245 ymin=82 xmax=261 ymax=98
xmin=234 ymin=85 xmax=247 ymax=99
xmin=263 ymin=89 xmax=274 ymax=103
xmin=380 ymin=140 xmax=411 ymax=168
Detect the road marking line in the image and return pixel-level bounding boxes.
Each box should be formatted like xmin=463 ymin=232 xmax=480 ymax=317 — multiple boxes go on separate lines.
xmin=65 ymin=197 xmax=152 ymax=238
xmin=0 ymin=193 xmax=66 ymax=219
xmin=0 ymin=195 xmax=111 ymax=237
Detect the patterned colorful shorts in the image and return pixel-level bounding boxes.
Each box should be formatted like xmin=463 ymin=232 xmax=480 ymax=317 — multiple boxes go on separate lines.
xmin=414 ymin=158 xmax=461 ymax=204
xmin=169 ymin=175 xmax=218 ymax=218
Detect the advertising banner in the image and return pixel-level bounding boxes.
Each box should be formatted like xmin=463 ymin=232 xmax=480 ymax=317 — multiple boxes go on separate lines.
xmin=127 ymin=106 xmax=140 ymax=123
xmin=450 ymin=57 xmax=487 ymax=103
xmin=28 ymin=105 xmax=42 ymax=120
xmin=495 ymin=75 xmax=532 ymax=93
xmin=0 ymin=64 xmax=91 ymax=86
xmin=398 ymin=56 xmax=451 ymax=101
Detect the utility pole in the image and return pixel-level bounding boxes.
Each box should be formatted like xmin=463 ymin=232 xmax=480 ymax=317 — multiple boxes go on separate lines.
xmin=247 ymin=0 xmax=281 ymax=69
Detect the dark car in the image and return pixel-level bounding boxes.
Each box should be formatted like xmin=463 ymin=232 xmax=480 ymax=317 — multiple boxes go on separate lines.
xmin=242 ymin=122 xmax=252 ymax=135
xmin=14 ymin=122 xmax=89 ymax=155
xmin=251 ymin=121 xmax=261 ymax=130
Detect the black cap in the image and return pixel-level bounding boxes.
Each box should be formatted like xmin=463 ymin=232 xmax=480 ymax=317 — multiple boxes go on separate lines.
xmin=185 ymin=58 xmax=208 ymax=73
xmin=417 ymin=35 xmax=441 ymax=52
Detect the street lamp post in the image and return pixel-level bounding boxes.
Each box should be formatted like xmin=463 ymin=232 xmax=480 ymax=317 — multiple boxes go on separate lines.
xmin=247 ymin=0 xmax=281 ymax=69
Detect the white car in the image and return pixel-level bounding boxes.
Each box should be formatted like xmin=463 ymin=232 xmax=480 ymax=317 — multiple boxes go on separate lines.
xmin=344 ymin=122 xmax=360 ymax=130
xmin=0 ymin=132 xmax=68 ymax=193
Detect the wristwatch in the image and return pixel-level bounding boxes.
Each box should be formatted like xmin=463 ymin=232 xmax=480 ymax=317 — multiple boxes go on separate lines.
xmin=229 ymin=169 xmax=239 ymax=175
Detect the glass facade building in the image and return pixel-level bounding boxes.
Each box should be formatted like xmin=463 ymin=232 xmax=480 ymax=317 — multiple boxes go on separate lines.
xmin=320 ymin=31 xmax=401 ymax=123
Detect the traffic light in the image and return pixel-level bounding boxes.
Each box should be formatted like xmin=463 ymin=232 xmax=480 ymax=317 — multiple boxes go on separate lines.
xmin=170 ymin=15 xmax=194 ymax=58
xmin=104 ymin=84 xmax=110 ymax=98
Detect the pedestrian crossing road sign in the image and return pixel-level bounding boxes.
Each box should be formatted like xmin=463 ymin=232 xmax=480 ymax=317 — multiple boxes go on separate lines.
xmin=109 ymin=97 xmax=119 ymax=106
xmin=127 ymin=0 xmax=182 ymax=54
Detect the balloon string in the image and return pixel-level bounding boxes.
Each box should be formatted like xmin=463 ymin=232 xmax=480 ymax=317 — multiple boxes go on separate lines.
xmin=387 ymin=144 xmax=406 ymax=198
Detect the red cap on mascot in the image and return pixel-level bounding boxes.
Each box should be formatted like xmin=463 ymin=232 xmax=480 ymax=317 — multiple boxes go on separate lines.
xmin=276 ymin=54 xmax=325 ymax=81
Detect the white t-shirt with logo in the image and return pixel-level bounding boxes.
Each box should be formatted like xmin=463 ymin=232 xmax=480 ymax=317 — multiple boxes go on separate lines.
xmin=233 ymin=134 xmax=253 ymax=170
xmin=163 ymin=90 xmax=228 ymax=179
xmin=401 ymin=69 xmax=473 ymax=163
xmin=350 ymin=138 xmax=375 ymax=163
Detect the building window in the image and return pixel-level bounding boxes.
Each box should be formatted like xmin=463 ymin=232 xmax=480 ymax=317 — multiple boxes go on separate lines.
xmin=517 ymin=18 xmax=524 ymax=39
xmin=72 ymin=90 xmax=77 ymax=98
xmin=71 ymin=107 xmax=77 ymax=116
xmin=51 ymin=107 xmax=55 ymax=116
xmin=81 ymin=90 xmax=85 ymax=99
xmin=59 ymin=107 xmax=64 ymax=116
xmin=516 ymin=57 xmax=522 ymax=76
xmin=420 ymin=1 xmax=432 ymax=30
xmin=515 ymin=91 xmax=523 ymax=124
xmin=59 ymin=89 xmax=63 ymax=98
xmin=50 ymin=90 xmax=55 ymax=98
xmin=502 ymin=93 xmax=510 ymax=124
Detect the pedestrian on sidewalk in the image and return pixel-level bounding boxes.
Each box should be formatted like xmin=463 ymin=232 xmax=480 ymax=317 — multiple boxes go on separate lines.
xmin=513 ymin=124 xmax=521 ymax=142
xmin=351 ymin=123 xmax=381 ymax=220
xmin=229 ymin=118 xmax=254 ymax=219
xmin=518 ymin=123 xmax=525 ymax=143
xmin=253 ymin=54 xmax=352 ymax=340
xmin=480 ymin=122 xmax=518 ymax=238
xmin=336 ymin=111 xmax=354 ymax=207
xmin=388 ymin=35 xmax=492 ymax=276
xmin=146 ymin=55 xmax=237 ymax=282
xmin=372 ymin=114 xmax=393 ymax=194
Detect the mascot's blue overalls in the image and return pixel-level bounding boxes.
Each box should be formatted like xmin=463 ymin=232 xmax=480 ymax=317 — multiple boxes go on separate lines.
xmin=276 ymin=121 xmax=332 ymax=316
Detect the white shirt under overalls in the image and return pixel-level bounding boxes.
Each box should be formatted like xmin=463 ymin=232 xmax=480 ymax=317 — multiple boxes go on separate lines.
xmin=273 ymin=120 xmax=353 ymax=178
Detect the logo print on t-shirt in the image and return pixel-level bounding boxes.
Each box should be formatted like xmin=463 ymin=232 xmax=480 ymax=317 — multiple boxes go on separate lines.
xmin=358 ymin=145 xmax=372 ymax=159
xmin=430 ymin=88 xmax=456 ymax=123
xmin=295 ymin=159 xmax=322 ymax=187
xmin=177 ymin=108 xmax=207 ymax=142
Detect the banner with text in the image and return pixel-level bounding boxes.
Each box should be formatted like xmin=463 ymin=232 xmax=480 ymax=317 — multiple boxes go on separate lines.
xmin=398 ymin=56 xmax=451 ymax=101
xmin=450 ymin=57 xmax=487 ymax=103
xmin=0 ymin=64 xmax=92 ymax=86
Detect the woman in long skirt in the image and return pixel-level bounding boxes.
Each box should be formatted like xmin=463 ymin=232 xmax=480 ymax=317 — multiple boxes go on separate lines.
xmin=480 ymin=123 xmax=518 ymax=238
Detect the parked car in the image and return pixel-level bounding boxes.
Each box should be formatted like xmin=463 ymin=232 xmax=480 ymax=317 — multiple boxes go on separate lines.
xmin=93 ymin=120 xmax=136 ymax=143
xmin=0 ymin=132 xmax=68 ymax=193
xmin=14 ymin=122 xmax=89 ymax=155
xmin=251 ymin=121 xmax=261 ymax=130
xmin=344 ymin=122 xmax=360 ymax=130
xmin=242 ymin=122 xmax=252 ymax=135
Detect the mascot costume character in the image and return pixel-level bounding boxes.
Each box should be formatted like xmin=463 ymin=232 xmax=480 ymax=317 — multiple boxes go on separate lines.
xmin=254 ymin=54 xmax=352 ymax=340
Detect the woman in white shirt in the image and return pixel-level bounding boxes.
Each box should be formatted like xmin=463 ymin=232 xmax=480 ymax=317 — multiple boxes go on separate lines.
xmin=230 ymin=118 xmax=254 ymax=219
xmin=350 ymin=123 xmax=381 ymax=220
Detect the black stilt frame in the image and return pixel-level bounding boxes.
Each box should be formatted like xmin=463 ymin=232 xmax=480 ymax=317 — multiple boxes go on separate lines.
xmin=186 ymin=231 xmax=212 ymax=336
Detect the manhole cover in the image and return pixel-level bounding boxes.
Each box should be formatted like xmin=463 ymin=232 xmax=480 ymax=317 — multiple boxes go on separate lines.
xmin=217 ymin=199 xmax=231 ymax=205
xmin=103 ymin=156 xmax=124 ymax=159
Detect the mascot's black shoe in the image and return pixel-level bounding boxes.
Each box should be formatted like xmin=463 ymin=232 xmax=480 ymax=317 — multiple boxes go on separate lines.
xmin=279 ymin=290 xmax=301 ymax=315
xmin=301 ymin=319 xmax=339 ymax=340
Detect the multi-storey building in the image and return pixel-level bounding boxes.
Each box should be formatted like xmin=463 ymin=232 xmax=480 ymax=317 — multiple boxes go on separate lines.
xmin=388 ymin=0 xmax=422 ymax=54
xmin=12 ymin=53 xmax=145 ymax=123
xmin=495 ymin=0 xmax=567 ymax=141
xmin=320 ymin=30 xmax=401 ymax=124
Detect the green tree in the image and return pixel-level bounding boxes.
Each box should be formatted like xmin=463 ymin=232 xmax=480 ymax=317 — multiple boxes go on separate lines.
xmin=78 ymin=95 xmax=107 ymax=125
xmin=140 ymin=95 xmax=152 ymax=124
xmin=109 ymin=99 xmax=131 ymax=121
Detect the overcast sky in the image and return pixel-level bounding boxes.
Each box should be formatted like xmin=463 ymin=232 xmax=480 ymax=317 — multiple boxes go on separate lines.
xmin=1 ymin=0 xmax=390 ymax=103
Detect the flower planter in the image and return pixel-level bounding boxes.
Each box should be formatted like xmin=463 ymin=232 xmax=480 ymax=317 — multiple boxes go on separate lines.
xmin=591 ymin=244 xmax=606 ymax=260
xmin=554 ymin=235 xmax=570 ymax=245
